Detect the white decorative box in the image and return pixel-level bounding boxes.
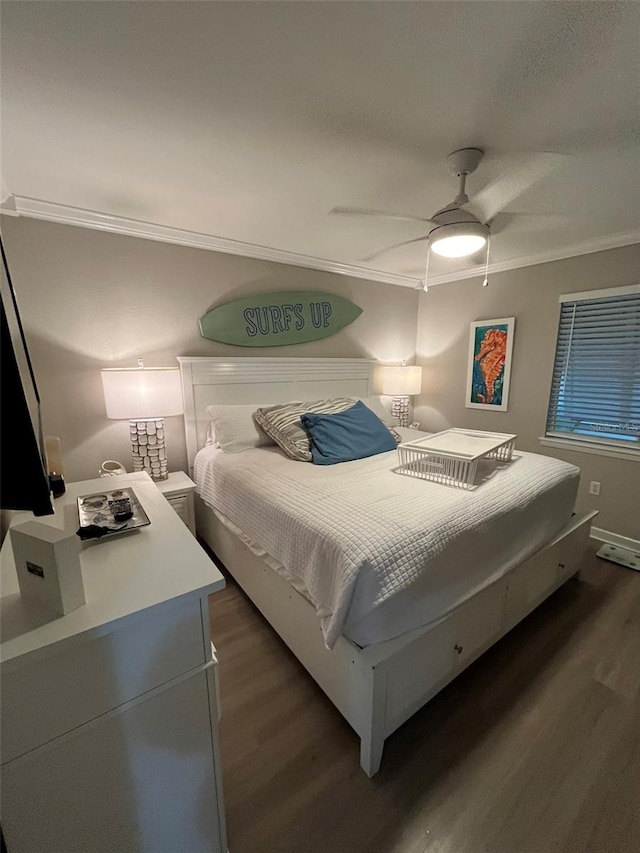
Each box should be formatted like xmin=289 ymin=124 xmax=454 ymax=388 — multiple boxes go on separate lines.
xmin=10 ymin=521 xmax=86 ymax=617
xmin=397 ymin=428 xmax=517 ymax=489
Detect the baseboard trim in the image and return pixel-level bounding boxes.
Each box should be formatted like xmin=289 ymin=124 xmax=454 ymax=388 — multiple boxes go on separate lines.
xmin=590 ymin=526 xmax=640 ymax=552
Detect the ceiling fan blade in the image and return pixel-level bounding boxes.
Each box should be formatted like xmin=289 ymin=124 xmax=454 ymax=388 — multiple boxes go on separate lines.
xmin=487 ymin=212 xmax=518 ymax=235
xmin=360 ymin=234 xmax=429 ymax=263
xmin=468 ymin=153 xmax=569 ymax=223
xmin=488 ymin=211 xmax=579 ymax=235
xmin=330 ymin=206 xmax=438 ymax=225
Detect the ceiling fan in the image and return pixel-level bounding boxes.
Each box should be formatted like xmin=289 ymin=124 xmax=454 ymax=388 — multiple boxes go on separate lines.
xmin=330 ymin=147 xmax=567 ymax=263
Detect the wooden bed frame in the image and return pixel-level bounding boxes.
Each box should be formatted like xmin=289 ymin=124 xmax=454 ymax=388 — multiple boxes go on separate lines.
xmin=178 ymin=356 xmax=596 ymax=777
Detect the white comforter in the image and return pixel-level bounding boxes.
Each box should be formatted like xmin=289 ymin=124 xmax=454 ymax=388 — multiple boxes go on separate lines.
xmin=194 ymin=432 xmax=579 ymax=648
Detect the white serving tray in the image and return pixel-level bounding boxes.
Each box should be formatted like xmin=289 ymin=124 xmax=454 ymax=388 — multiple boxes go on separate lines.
xmin=397 ymin=428 xmax=517 ymax=488
xmin=401 ymin=428 xmax=517 ymax=460
xmin=77 ymin=487 xmax=150 ymax=536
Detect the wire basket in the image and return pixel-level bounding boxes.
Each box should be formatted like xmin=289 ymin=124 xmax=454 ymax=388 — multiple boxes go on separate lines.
xmin=397 ymin=429 xmax=516 ymax=489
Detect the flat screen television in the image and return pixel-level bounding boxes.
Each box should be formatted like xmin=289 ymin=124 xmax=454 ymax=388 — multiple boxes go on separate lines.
xmin=1 ymin=233 xmax=54 ymax=516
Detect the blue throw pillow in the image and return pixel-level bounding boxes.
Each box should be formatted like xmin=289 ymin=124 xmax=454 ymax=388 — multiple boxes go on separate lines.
xmin=300 ymin=400 xmax=397 ymax=465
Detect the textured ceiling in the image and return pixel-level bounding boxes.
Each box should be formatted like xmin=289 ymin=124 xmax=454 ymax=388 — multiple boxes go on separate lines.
xmin=2 ymin=1 xmax=639 ymax=284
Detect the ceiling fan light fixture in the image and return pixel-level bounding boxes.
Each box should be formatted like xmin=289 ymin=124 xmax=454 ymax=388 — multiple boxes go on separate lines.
xmin=429 ymin=221 xmax=489 ymax=258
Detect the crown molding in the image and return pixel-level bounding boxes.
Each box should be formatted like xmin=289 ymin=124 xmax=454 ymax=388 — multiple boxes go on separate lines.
xmin=0 ymin=195 xmax=18 ymax=216
xmin=5 ymin=195 xmax=639 ymax=291
xmin=7 ymin=196 xmax=422 ymax=289
xmin=422 ymin=229 xmax=640 ymax=287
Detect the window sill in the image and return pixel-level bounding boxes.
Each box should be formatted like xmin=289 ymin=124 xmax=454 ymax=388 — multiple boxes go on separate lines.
xmin=538 ymin=436 xmax=640 ymax=463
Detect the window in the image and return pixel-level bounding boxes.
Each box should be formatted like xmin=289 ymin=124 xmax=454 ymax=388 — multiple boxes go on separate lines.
xmin=545 ymin=284 xmax=640 ymax=454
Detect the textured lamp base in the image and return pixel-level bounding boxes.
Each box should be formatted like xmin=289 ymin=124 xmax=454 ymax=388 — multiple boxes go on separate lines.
xmin=130 ymin=418 xmax=168 ymax=481
xmin=391 ymin=396 xmax=410 ymax=428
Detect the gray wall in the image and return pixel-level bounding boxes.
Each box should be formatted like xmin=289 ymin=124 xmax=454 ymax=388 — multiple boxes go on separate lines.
xmin=1 ymin=216 xmax=419 ymax=481
xmin=415 ymin=244 xmax=640 ymax=539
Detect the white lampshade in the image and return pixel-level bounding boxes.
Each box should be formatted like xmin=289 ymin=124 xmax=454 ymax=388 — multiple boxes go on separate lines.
xmin=380 ymin=365 xmax=423 ymax=397
xmin=101 ymin=367 xmax=183 ymax=420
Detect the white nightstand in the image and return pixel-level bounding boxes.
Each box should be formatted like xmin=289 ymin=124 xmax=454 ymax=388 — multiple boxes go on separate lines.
xmin=155 ymin=471 xmax=197 ymax=536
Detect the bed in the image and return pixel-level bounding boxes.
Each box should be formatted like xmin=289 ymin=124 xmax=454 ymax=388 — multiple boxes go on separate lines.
xmin=178 ymin=356 xmax=596 ymax=776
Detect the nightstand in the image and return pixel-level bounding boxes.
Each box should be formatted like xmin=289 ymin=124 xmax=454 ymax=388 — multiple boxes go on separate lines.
xmin=155 ymin=471 xmax=197 ymax=536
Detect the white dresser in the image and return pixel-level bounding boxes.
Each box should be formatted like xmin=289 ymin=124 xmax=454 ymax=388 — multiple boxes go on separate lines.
xmin=0 ymin=472 xmax=227 ymax=853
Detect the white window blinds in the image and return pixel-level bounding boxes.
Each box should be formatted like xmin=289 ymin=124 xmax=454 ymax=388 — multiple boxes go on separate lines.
xmin=546 ymin=285 xmax=640 ymax=450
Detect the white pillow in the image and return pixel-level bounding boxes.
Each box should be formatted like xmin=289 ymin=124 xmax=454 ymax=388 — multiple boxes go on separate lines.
xmin=356 ymin=395 xmax=397 ymax=427
xmin=205 ymin=404 xmax=276 ymax=453
xmin=205 ymin=421 xmax=218 ymax=447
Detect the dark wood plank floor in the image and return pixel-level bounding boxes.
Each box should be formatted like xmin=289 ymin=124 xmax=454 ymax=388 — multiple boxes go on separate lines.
xmin=207 ymin=546 xmax=640 ymax=853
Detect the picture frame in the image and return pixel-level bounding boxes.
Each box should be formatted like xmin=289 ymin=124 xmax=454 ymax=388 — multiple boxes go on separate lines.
xmin=465 ymin=317 xmax=515 ymax=411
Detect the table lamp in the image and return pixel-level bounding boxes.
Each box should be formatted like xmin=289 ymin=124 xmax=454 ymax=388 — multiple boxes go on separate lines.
xmin=380 ymin=364 xmax=423 ymax=428
xmin=101 ymin=361 xmax=183 ymax=481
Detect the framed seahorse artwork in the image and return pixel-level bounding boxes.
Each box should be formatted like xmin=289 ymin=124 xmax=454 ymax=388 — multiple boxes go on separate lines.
xmin=465 ymin=317 xmax=515 ymax=411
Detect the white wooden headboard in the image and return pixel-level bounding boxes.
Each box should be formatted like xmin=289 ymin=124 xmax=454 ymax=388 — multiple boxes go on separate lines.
xmin=177 ymin=357 xmax=376 ymax=474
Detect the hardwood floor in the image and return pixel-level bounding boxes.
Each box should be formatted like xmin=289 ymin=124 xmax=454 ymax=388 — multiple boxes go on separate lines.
xmin=207 ymin=546 xmax=640 ymax=853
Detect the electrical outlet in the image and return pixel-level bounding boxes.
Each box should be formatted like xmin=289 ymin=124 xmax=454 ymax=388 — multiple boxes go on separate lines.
xmin=589 ymin=481 xmax=601 ymax=496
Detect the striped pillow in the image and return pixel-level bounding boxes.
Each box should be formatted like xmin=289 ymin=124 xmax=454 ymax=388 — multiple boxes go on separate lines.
xmin=254 ymin=398 xmax=401 ymax=462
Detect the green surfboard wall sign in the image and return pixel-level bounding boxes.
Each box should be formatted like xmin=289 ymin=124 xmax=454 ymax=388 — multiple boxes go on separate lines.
xmin=199 ymin=291 xmax=363 ymax=347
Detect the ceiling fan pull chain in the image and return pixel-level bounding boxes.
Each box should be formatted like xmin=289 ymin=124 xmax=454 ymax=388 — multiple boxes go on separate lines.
xmin=423 ymin=242 xmax=431 ymax=293
xmin=482 ymin=235 xmax=491 ymax=287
